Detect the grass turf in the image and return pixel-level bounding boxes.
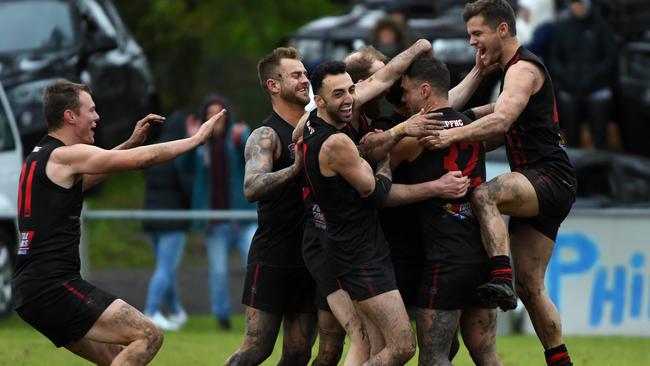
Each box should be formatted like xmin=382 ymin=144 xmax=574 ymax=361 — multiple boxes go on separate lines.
xmin=1 ymin=314 xmax=649 ymax=365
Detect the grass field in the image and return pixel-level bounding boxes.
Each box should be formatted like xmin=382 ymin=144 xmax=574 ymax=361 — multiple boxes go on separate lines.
xmin=1 ymin=314 xmax=649 ymax=366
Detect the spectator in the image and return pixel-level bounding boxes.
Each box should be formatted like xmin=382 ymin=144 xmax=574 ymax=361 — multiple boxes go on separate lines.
xmin=370 ymin=16 xmax=412 ymax=59
xmin=517 ymin=0 xmax=556 ymax=61
xmin=142 ymin=110 xmax=192 ymax=331
xmin=181 ymin=95 xmax=255 ymax=330
xmin=549 ymin=0 xmax=617 ymax=149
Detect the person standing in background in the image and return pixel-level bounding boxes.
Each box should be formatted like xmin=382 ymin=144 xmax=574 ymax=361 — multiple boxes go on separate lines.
xmin=142 ymin=110 xmax=193 ymax=331
xmin=549 ymin=0 xmax=616 ymax=149
xmin=182 ymin=95 xmax=256 ymax=330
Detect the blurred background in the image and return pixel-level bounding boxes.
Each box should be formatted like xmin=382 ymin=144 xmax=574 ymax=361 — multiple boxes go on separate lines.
xmin=0 ymin=0 xmax=649 ymax=340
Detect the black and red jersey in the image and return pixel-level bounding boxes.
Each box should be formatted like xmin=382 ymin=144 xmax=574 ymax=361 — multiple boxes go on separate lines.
xmin=408 ymin=108 xmax=487 ymax=264
xmin=13 ymin=135 xmax=83 ymax=308
xmin=302 ymin=114 xmax=388 ymax=277
xmin=501 ymin=46 xmax=576 ymax=190
xmin=248 ymin=112 xmax=305 ymax=267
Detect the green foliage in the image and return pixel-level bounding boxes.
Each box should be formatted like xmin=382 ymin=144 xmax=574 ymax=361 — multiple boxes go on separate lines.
xmin=85 ymin=171 xmax=152 ymax=269
xmin=112 ymin=0 xmax=346 ymax=124
xmin=2 ymin=313 xmax=650 ymax=365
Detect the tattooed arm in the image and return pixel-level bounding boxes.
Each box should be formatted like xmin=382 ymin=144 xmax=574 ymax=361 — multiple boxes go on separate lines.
xmin=244 ymin=126 xmax=302 ymax=202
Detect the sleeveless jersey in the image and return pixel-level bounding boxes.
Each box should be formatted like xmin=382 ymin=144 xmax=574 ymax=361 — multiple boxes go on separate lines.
xmin=373 ymin=113 xmax=422 ymax=265
xmin=501 ymin=46 xmax=576 ymax=189
xmin=408 ymin=108 xmax=487 ymax=264
xmin=13 ymin=135 xmax=83 ymax=307
xmin=248 ymin=112 xmax=305 ymax=267
xmin=302 ymin=115 xmax=388 ymax=277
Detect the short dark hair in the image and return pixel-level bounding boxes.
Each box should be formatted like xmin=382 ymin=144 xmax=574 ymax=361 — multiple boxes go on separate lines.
xmin=404 ymin=56 xmax=450 ymax=95
xmin=257 ymin=47 xmax=301 ymax=93
xmin=43 ymin=80 xmax=91 ymax=131
xmin=309 ymin=61 xmax=347 ymax=96
xmin=463 ymin=0 xmax=517 ymax=36
xmin=344 ymin=46 xmax=387 ymax=83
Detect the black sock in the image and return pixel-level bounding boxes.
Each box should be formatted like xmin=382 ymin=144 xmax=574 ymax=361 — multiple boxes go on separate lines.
xmin=488 ymin=255 xmax=512 ymax=284
xmin=545 ymin=344 xmax=573 ymax=366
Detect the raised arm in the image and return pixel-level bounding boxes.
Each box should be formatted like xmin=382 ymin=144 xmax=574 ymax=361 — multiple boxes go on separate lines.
xmin=427 ymin=61 xmax=542 ymax=149
xmin=354 ymin=39 xmax=432 ymax=106
xmin=243 ymin=126 xmax=301 ymax=202
xmin=83 ymin=113 xmax=165 ymax=190
xmin=448 ymin=51 xmax=499 ymax=110
xmin=49 ymin=110 xmax=226 ymax=188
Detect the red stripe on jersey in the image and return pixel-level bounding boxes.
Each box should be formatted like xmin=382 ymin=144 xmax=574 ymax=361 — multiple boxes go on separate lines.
xmin=553 ymin=98 xmax=559 ymax=124
xmin=24 ymin=162 xmax=37 ymax=218
xmin=17 ymin=163 xmax=27 ymax=216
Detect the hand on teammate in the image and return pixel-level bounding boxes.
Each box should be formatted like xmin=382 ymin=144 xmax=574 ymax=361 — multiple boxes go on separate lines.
xmin=417 ymin=128 xmax=453 ymax=150
xmin=433 ymin=170 xmax=470 ymax=199
xmin=404 ymin=109 xmax=444 ymax=137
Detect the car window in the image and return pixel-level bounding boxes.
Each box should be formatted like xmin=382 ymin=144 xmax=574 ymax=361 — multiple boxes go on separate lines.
xmin=0 ymin=0 xmax=76 ymax=53
xmin=81 ymin=0 xmax=117 ymax=39
xmin=0 ymin=95 xmax=16 ymax=152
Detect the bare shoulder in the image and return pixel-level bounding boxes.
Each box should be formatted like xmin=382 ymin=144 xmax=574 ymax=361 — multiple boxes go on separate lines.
xmin=322 ymin=132 xmax=355 ymax=153
xmin=506 ymin=61 xmax=544 ymax=90
xmin=245 ymin=126 xmax=280 ymax=159
xmin=49 ymin=143 xmax=103 ymax=165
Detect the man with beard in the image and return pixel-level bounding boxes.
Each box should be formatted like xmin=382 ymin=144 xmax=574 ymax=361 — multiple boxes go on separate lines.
xmin=224 ymin=47 xmax=316 ymax=366
xmin=302 ymin=61 xmax=416 ymax=366
xmin=425 ymin=1 xmax=576 ymax=365
xmin=391 ymin=56 xmax=501 ymax=366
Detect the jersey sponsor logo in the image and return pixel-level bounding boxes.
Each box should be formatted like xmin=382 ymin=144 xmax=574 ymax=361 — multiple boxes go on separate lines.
xmin=32 ymin=146 xmax=41 ymax=153
xmin=442 ymin=202 xmax=474 ymax=221
xmin=444 ymin=119 xmax=465 ymax=128
xmin=312 ymin=203 xmax=327 ymax=230
xmin=18 ymin=231 xmax=35 ymax=255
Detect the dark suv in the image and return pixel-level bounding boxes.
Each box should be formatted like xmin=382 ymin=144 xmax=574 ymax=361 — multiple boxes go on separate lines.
xmin=0 ymin=0 xmax=158 ymax=155
xmin=285 ymin=0 xmax=499 ymax=108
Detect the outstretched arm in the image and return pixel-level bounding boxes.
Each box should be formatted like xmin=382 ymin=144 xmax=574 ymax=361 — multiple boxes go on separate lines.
xmin=50 ymin=110 xmax=226 ymax=189
xmin=243 ymin=126 xmax=301 ymax=202
xmin=425 ymin=61 xmax=542 ymax=149
xmin=354 ymin=39 xmax=432 ymax=106
xmin=360 ymin=110 xmax=444 ymax=162
xmin=83 ymin=113 xmax=165 ymax=190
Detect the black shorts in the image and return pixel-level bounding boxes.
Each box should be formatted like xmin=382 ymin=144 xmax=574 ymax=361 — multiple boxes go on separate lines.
xmin=511 ymin=168 xmax=576 ymax=241
xmin=416 ymin=261 xmax=493 ymax=310
xmin=393 ymin=261 xmax=421 ymax=308
xmin=302 ymin=224 xmax=338 ymax=311
xmin=337 ymin=256 xmax=397 ymax=301
xmin=15 ymin=279 xmax=117 ymax=347
xmin=242 ymin=263 xmax=316 ymax=314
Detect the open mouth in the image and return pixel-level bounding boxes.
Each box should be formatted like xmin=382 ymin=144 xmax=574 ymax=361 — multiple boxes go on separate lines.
xmin=339 ymin=104 xmax=352 ymax=119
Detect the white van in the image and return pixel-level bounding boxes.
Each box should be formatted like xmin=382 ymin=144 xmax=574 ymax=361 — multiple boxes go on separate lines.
xmin=0 ymin=81 xmax=24 ymax=317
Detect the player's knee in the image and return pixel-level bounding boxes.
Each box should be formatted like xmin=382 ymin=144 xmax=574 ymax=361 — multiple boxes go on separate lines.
xmin=471 ymin=184 xmax=493 ymax=210
xmin=515 ymin=275 xmax=540 ymax=303
xmin=393 ymin=329 xmax=416 ymax=363
xmin=143 ymin=324 xmax=164 ymax=354
xmin=315 ymin=346 xmax=343 ymax=366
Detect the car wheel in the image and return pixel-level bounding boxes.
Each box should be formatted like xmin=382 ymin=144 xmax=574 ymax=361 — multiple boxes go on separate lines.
xmin=0 ymin=231 xmax=15 ymax=318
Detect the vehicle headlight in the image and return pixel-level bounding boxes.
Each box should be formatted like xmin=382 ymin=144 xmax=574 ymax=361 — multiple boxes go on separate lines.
xmin=432 ymin=38 xmax=476 ymax=64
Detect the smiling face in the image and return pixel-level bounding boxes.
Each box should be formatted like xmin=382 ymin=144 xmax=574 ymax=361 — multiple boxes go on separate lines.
xmin=275 ymin=58 xmax=310 ymax=106
xmin=71 ymin=91 xmax=99 ymax=144
xmin=316 ymin=72 xmax=355 ymax=125
xmin=467 ymin=14 xmax=506 ymax=67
